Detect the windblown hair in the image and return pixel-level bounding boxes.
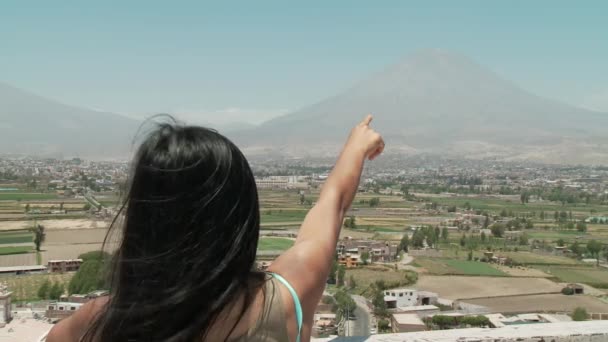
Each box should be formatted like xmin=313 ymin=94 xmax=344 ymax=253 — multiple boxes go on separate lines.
xmin=83 ymin=117 xmax=264 ymax=341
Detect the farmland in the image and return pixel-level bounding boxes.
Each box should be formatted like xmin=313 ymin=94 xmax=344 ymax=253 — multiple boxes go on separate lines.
xmin=0 ymin=273 xmax=73 ymax=302
xmin=257 ymin=237 xmax=294 ymax=251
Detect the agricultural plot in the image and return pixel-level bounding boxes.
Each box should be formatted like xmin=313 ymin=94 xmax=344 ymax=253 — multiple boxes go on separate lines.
xmin=444 ymin=260 xmax=507 ymax=276
xmin=0 ymin=253 xmax=37 ymax=267
xmin=0 ymin=230 xmax=32 ymax=244
xmin=415 ymin=275 xmax=562 ymax=299
xmin=0 ymin=193 xmax=59 ymax=201
xmin=421 ymin=195 xmax=608 ymax=217
xmin=0 ymin=273 xmax=73 ymax=302
xmin=534 ymin=266 xmax=608 ymax=287
xmin=0 ymin=246 xmax=32 ymax=255
xmin=464 ymin=293 xmax=608 ymax=314
xmin=502 ymin=251 xmax=579 ymax=265
xmin=257 ymin=237 xmax=294 ymax=251
xmin=260 ymin=210 xmax=307 ymax=224
xmin=346 ymin=267 xmax=416 ymax=293
xmin=415 ymin=258 xmax=506 ymax=276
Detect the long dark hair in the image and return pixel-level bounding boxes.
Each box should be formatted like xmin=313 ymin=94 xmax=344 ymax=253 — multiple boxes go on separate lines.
xmin=84 ymin=117 xmax=264 ymax=341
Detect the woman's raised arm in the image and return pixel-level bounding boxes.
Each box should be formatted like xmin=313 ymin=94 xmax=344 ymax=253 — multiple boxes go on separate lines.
xmin=268 ymin=115 xmax=384 ymax=340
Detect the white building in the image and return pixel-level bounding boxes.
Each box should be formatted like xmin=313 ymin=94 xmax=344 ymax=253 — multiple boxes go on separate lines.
xmin=384 ymin=288 xmax=439 ymax=309
xmin=384 ymin=289 xmax=418 ymax=308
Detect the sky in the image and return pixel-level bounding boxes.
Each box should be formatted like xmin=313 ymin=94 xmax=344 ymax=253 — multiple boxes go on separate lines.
xmin=1 ymin=0 xmax=607 ymax=125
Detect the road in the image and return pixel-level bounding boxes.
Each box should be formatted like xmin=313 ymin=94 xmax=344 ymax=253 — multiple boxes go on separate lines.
xmin=347 ymin=295 xmax=372 ymax=337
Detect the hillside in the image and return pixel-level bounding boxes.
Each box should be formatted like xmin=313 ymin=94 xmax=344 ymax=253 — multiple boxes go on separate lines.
xmin=237 ymin=50 xmax=608 ymax=163
xmin=0 ymin=83 xmax=140 ymax=158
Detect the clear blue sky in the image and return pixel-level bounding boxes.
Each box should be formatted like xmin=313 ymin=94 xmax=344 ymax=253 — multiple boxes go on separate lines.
xmin=1 ymin=0 xmax=607 ymax=124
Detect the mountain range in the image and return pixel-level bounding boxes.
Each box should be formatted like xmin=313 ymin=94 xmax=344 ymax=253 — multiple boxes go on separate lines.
xmin=1 ymin=49 xmax=607 ymax=163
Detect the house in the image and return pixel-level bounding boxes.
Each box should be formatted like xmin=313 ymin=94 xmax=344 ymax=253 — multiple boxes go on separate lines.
xmin=384 ymin=289 xmax=418 ymax=308
xmin=46 ymin=301 xmax=84 ymax=320
xmin=384 ymin=289 xmax=439 ymax=309
xmin=338 ymin=254 xmax=359 ymax=268
xmin=336 ymin=239 xmax=399 ymax=262
xmin=566 ymin=283 xmax=584 ymax=294
xmin=48 ymin=259 xmax=83 ymax=273
xmin=391 ymin=313 xmax=427 ymax=333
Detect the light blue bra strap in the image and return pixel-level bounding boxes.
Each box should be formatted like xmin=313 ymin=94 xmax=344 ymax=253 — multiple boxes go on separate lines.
xmin=268 ymin=272 xmax=302 ymax=342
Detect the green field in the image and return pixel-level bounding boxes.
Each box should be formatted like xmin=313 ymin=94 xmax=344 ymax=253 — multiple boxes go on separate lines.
xmin=258 ymin=237 xmax=294 ymax=251
xmin=425 ymin=196 xmax=608 ymax=216
xmin=444 ymin=259 xmax=507 ymax=276
xmin=0 ymin=246 xmax=32 ymax=255
xmin=346 ymin=267 xmax=417 ymax=294
xmin=416 ymin=258 xmax=507 ymax=276
xmin=534 ymin=266 xmax=608 ymax=287
xmin=0 ymin=273 xmax=73 ymax=302
xmin=0 ymin=230 xmax=33 ymax=245
xmin=260 ymin=210 xmax=307 ymax=223
xmin=502 ymin=251 xmax=579 ymax=265
xmin=0 ymin=193 xmax=58 ymax=201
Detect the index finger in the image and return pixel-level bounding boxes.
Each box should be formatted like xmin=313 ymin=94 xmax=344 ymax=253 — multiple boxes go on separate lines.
xmin=361 ymin=114 xmax=373 ymax=126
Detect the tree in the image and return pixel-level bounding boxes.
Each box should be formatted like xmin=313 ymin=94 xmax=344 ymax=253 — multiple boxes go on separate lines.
xmin=500 ymin=209 xmax=508 ymax=217
xmin=361 ymin=251 xmax=370 ymax=265
xmin=490 ymin=224 xmax=505 ymax=238
xmin=460 ymin=234 xmax=466 ymax=247
xmin=38 ymin=279 xmax=51 ymax=299
xmin=519 ymin=233 xmax=529 ymax=246
xmin=557 ymin=238 xmax=565 ymax=247
xmin=586 ymin=240 xmax=602 ymax=266
xmin=561 ymin=287 xmax=575 ymax=295
xmin=480 ymin=231 xmax=487 ymax=243
xmin=369 ymin=197 xmax=380 ymax=207
xmin=576 ymin=221 xmax=587 ymax=232
xmin=343 ymin=216 xmax=356 ymax=229
xmin=467 ymin=249 xmax=473 ymax=261
xmin=336 ymin=265 xmax=346 ymax=287
xmin=83 ymin=203 xmax=91 ymax=211
xmin=571 ymin=307 xmax=588 ymax=321
xmin=328 ymin=260 xmax=338 ymax=284
xmin=49 ymin=282 xmax=64 ymax=300
xmin=570 ymin=241 xmax=583 ymax=257
xmin=68 ymin=252 xmax=111 ymax=294
xmin=412 ymin=230 xmax=425 ymax=248
xmin=372 ymin=289 xmax=388 ymax=317
xmin=399 ymin=234 xmax=410 ymax=252
xmin=30 ymin=224 xmax=45 ymax=251
xmin=25 ymin=203 xmax=30 ymax=213
xmin=554 ymin=211 xmax=559 ymax=221
xmin=349 ymin=275 xmax=357 ymax=290
xmin=377 ymin=319 xmax=390 ymax=332
xmin=434 ymin=226 xmax=441 ymax=241
xmin=441 ymin=227 xmax=449 ymax=241
xmin=447 ymin=206 xmax=457 ymax=213
xmin=520 ymin=192 xmax=530 ymax=204
xmin=59 ymin=202 xmax=64 ymax=211
xmin=299 ymin=193 xmax=305 ymax=205
xmin=483 ymin=215 xmax=490 ymax=228
xmin=540 ymin=211 xmax=545 ymax=220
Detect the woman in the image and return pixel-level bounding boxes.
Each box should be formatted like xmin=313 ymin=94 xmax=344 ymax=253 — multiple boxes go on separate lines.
xmin=47 ymin=115 xmax=384 ymax=342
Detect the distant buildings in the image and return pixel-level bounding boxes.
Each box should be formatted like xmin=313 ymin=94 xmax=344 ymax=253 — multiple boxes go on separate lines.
xmin=47 ymin=259 xmax=83 ymax=273
xmin=383 ymin=288 xmax=438 ymax=309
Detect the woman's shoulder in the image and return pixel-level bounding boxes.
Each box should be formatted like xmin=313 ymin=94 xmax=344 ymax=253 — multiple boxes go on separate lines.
xmin=46 ymin=296 xmax=109 ymax=342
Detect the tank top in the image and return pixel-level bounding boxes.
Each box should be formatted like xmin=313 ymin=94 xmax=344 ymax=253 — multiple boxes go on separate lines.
xmin=233 ymin=276 xmax=290 ymax=342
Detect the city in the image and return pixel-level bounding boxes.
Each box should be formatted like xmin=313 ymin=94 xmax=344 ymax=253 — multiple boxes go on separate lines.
xmin=1 ymin=155 xmax=608 ymax=340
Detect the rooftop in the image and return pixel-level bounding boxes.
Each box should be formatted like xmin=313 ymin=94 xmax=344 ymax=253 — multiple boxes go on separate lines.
xmin=392 ymin=313 xmax=425 ymax=325
xmin=395 ymin=305 xmax=438 ymax=312
xmin=361 ymin=320 xmax=608 ymax=341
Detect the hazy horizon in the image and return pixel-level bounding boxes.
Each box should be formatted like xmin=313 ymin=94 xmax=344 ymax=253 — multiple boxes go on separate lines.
xmin=1 ymin=1 xmax=607 ymax=126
